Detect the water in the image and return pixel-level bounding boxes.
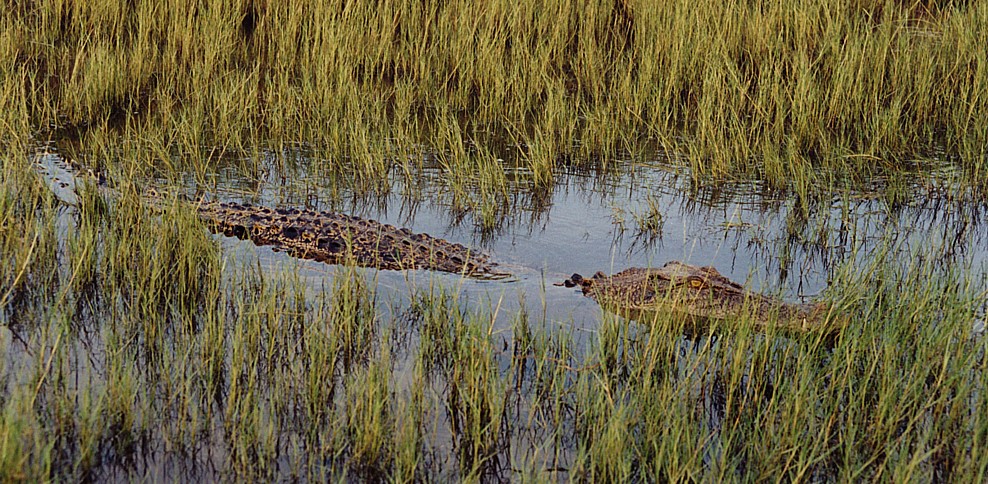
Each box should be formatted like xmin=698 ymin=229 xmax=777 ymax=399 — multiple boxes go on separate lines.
xmin=32 ymin=145 xmax=988 ymax=335
xmin=25 ymin=142 xmax=988 ymax=480
xmin=246 ymin=151 xmax=985 ymax=327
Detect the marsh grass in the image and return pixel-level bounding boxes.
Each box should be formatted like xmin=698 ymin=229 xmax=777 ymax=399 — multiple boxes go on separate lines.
xmin=1 ymin=153 xmax=987 ymax=479
xmin=0 ymin=154 xmax=61 ymax=322
xmin=632 ymin=195 xmax=665 ymax=238
xmin=3 ymin=0 xmax=987 ymax=199
xmin=3 ymin=0 xmax=988 ymax=480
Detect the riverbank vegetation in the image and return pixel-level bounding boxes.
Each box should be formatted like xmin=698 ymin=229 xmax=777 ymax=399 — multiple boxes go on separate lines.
xmin=1 ymin=153 xmax=986 ymax=479
xmin=2 ymin=0 xmax=988 ymax=480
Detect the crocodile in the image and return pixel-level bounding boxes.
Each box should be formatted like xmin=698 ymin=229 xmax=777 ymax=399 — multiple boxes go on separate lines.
xmin=561 ymin=261 xmax=839 ymax=334
xmin=194 ymin=199 xmax=507 ymax=278
xmin=33 ymin=154 xmax=508 ymax=279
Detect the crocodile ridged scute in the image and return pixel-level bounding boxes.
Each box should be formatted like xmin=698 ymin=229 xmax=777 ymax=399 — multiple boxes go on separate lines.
xmin=195 ymin=201 xmax=508 ymax=278
xmin=35 ymin=155 xmax=505 ymax=277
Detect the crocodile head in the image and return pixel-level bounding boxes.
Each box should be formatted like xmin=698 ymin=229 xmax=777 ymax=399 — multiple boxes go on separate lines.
xmin=563 ymin=261 xmax=837 ymax=334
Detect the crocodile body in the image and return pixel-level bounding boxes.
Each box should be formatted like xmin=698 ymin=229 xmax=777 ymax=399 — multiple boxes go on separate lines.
xmin=194 ymin=200 xmax=507 ymax=278
xmin=34 ymin=151 xmax=506 ymax=278
xmin=562 ymin=261 xmax=836 ymax=333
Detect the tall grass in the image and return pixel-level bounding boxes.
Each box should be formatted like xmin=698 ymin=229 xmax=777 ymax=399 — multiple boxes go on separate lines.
xmin=2 ymin=0 xmax=985 ymax=193
xmin=2 ymin=0 xmax=988 ymax=480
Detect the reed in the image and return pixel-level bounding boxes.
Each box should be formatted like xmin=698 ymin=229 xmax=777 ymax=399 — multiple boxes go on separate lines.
xmin=0 ymin=176 xmax=985 ymax=479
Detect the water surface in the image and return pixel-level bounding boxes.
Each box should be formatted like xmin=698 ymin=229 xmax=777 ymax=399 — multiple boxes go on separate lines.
xmin=37 ymin=144 xmax=987 ymax=333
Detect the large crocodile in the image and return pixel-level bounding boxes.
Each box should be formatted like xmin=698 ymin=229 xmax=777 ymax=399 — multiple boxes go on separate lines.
xmin=194 ymin=199 xmax=507 ymax=278
xmin=34 ymin=153 xmax=508 ymax=279
xmin=561 ymin=261 xmax=840 ymax=334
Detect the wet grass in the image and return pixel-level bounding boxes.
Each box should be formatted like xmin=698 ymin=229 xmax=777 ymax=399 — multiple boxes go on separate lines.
xmin=1 ymin=0 xmax=987 ymax=197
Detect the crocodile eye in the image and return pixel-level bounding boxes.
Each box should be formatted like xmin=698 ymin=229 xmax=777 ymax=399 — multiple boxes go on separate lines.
xmin=688 ymin=276 xmax=706 ymax=288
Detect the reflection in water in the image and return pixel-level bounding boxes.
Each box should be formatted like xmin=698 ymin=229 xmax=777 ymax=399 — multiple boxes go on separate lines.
xmin=259 ymin=150 xmax=983 ymax=289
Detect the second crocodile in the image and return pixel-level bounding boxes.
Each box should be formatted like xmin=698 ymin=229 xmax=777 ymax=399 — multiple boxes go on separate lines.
xmin=562 ymin=261 xmax=839 ymax=334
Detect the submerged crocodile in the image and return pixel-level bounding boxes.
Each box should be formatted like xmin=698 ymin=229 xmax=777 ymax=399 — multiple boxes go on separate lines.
xmin=194 ymin=199 xmax=507 ymax=278
xmin=561 ymin=261 xmax=840 ymax=334
xmin=34 ymin=154 xmax=507 ymax=278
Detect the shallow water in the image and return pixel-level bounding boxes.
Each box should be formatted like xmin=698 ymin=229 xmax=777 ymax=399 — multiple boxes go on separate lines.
xmin=24 ymin=143 xmax=988 ymax=480
xmin=246 ymin=155 xmax=986 ymax=321
xmin=32 ymin=145 xmax=988 ymax=336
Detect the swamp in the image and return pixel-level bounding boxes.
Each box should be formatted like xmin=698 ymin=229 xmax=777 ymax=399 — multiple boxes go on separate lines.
xmin=1 ymin=0 xmax=987 ymax=481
